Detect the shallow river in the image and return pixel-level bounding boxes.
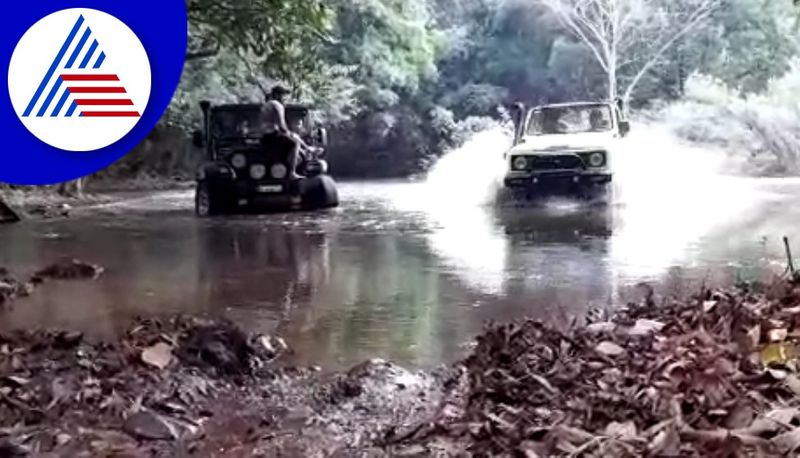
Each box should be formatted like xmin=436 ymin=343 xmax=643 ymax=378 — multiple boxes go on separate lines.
xmin=2 ymin=128 xmax=800 ymax=369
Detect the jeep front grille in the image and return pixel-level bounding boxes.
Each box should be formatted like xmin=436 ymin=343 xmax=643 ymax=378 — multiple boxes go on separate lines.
xmin=528 ymin=154 xmax=584 ymax=171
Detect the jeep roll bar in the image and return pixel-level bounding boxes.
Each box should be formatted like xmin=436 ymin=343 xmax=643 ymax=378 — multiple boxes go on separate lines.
xmin=512 ymin=102 xmax=526 ymax=146
xmin=199 ymin=100 xmax=213 ymax=160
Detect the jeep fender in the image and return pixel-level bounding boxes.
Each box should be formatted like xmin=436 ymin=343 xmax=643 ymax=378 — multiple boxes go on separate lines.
xmin=196 ymin=162 xmax=235 ymax=181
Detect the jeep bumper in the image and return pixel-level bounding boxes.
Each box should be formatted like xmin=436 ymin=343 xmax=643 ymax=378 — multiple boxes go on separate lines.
xmin=504 ymin=171 xmax=612 ymax=194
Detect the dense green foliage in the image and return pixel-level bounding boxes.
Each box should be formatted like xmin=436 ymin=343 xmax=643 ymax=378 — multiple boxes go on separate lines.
xmin=104 ymin=0 xmax=799 ymax=181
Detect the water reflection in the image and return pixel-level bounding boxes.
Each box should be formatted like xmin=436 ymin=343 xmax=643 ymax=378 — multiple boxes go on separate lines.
xmin=2 ymin=127 xmax=800 ymax=369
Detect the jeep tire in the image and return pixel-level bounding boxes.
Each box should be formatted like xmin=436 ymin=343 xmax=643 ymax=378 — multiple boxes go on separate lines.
xmin=195 ymin=181 xmax=227 ymax=216
xmin=300 ymin=175 xmax=339 ymax=210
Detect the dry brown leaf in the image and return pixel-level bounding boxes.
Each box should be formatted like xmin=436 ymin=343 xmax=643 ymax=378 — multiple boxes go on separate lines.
xmin=724 ymin=403 xmax=754 ymax=429
xmin=766 ymin=407 xmax=800 ymax=425
xmin=141 ymin=343 xmax=173 ymax=370
xmin=746 ymin=325 xmax=762 ymax=350
xmin=773 ymin=427 xmax=800 ymax=454
xmin=586 ymin=322 xmax=615 ymax=334
xmin=627 ymin=319 xmax=665 ymax=337
xmin=649 ymin=423 xmax=680 ymax=456
xmin=595 ymin=341 xmax=625 ymax=357
xmin=786 ymin=375 xmax=800 ymax=397
xmin=761 ymin=342 xmax=796 ymax=367
xmin=769 ymin=328 xmax=789 ymax=343
xmin=2 ymin=376 xmax=30 ymax=387
xmin=768 ymin=369 xmax=789 ymax=380
xmin=604 ymin=421 xmax=637 ymax=439
xmin=703 ymin=300 xmax=718 ymax=313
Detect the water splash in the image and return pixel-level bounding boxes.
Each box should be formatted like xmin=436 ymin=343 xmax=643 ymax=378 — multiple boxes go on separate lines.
xmin=609 ymin=123 xmax=768 ymax=279
xmin=390 ymin=126 xmax=513 ymax=294
xmin=424 ymin=126 xmax=512 ymax=208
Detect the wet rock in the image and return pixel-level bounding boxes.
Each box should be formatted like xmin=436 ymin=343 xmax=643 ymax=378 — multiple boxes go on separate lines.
xmin=0 ymin=197 xmax=20 ymax=224
xmin=32 ymin=259 xmax=103 ymax=281
xmin=123 ymin=411 xmax=177 ymax=441
xmin=0 ymin=270 xmax=35 ymax=307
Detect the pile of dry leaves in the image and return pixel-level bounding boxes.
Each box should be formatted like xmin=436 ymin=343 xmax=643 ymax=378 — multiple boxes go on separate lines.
xmin=406 ymin=280 xmax=800 ymax=457
xmin=0 ymin=315 xmax=289 ymax=456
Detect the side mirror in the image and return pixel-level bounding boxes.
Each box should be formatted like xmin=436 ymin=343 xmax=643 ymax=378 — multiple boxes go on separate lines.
xmin=192 ymin=130 xmax=204 ymax=148
xmin=619 ymin=120 xmax=630 ymax=137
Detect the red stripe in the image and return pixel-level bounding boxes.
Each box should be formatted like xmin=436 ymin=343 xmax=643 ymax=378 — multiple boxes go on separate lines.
xmin=75 ymin=99 xmax=134 ymax=106
xmin=68 ymin=87 xmax=127 ymax=93
xmin=81 ymin=111 xmax=141 ymax=117
xmin=61 ymin=74 xmax=119 ymax=81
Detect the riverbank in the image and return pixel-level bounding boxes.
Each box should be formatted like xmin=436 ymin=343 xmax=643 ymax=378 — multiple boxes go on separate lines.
xmin=2 ymin=256 xmax=800 ymax=456
xmin=0 ymin=178 xmax=194 ymax=221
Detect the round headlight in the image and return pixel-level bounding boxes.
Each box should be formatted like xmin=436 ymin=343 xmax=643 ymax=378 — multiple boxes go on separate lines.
xmin=250 ymin=164 xmax=267 ymax=180
xmin=588 ymin=152 xmax=605 ymax=167
xmin=231 ymin=153 xmax=247 ymax=169
xmin=512 ymin=156 xmax=528 ymax=171
xmin=271 ymin=164 xmax=288 ymax=179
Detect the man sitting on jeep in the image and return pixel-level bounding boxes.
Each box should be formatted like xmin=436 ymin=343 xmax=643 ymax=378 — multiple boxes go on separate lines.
xmin=259 ymin=86 xmax=316 ymax=180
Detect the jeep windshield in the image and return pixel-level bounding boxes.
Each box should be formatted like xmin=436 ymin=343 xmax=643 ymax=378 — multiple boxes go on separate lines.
xmin=210 ymin=107 xmax=266 ymax=143
xmin=527 ymin=104 xmax=613 ymax=136
xmin=211 ymin=105 xmax=310 ymax=143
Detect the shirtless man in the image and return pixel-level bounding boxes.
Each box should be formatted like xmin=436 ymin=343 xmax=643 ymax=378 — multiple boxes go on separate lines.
xmin=260 ymin=86 xmax=311 ymax=180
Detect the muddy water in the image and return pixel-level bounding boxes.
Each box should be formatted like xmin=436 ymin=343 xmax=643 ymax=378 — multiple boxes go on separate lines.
xmin=2 ymin=130 xmax=800 ymax=369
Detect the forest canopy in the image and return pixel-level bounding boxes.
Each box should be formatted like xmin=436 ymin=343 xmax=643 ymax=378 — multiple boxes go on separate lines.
xmin=114 ymin=0 xmax=800 ymax=179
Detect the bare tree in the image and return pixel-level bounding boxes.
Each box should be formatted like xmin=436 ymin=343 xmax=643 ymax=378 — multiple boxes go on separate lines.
xmin=539 ymin=0 xmax=720 ymax=103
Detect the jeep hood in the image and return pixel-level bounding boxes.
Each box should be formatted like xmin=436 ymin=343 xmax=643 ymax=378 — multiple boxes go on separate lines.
xmin=510 ymin=131 xmax=614 ymax=154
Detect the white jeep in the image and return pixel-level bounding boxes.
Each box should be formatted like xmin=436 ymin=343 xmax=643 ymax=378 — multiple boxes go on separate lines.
xmin=503 ymin=101 xmax=629 ymax=199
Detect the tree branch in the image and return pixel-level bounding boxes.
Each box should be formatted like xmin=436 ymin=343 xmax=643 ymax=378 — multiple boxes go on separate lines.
xmin=622 ymin=0 xmax=719 ymax=102
xmin=542 ymin=0 xmax=610 ymax=72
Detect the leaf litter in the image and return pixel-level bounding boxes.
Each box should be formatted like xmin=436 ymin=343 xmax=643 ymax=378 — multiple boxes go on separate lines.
xmin=392 ymin=277 xmax=800 ymax=457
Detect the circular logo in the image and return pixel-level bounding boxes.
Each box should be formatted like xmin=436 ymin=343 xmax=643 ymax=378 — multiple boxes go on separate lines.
xmin=8 ymin=8 xmax=151 ymax=152
xmin=0 ymin=0 xmax=185 ymax=185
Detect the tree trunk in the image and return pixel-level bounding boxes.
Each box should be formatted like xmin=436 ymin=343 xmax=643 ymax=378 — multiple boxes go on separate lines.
xmin=608 ymin=66 xmax=617 ymax=102
xmin=57 ymin=178 xmax=85 ymax=198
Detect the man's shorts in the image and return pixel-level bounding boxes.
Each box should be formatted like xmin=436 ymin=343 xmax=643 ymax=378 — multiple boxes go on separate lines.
xmin=261 ymin=131 xmax=297 ymax=156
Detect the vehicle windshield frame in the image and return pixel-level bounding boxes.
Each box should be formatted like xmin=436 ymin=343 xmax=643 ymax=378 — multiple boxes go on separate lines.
xmin=210 ymin=105 xmax=312 ymax=143
xmin=526 ymin=103 xmax=615 ymax=136
xmin=210 ymin=106 xmax=264 ymax=143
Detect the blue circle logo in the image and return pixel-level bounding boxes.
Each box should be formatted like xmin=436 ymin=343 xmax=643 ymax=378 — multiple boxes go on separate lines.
xmin=1 ymin=1 xmax=186 ymax=185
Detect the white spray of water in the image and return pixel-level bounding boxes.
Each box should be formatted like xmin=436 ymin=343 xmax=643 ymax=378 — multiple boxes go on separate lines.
xmin=385 ymin=127 xmax=513 ymax=294
xmin=424 ymin=126 xmax=511 ymax=207
xmin=382 ymin=120 xmax=778 ymax=293
xmin=609 ymin=123 xmax=769 ymax=279
xmin=396 ymin=123 xmax=734 ymax=291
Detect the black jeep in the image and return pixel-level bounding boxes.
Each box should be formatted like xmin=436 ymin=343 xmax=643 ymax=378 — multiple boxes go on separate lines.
xmin=192 ymin=101 xmax=339 ymax=216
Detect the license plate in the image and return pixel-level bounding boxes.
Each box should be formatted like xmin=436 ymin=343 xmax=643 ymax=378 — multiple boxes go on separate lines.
xmin=257 ymin=185 xmax=283 ymax=193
